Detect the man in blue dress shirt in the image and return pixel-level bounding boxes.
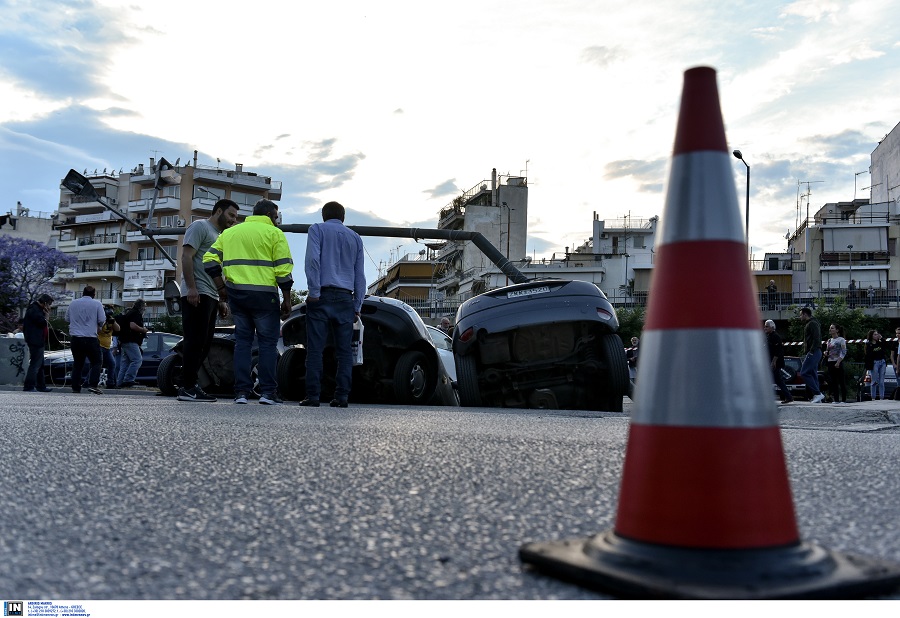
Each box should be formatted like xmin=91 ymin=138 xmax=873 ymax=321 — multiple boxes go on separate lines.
xmin=301 ymin=201 xmax=366 ymax=408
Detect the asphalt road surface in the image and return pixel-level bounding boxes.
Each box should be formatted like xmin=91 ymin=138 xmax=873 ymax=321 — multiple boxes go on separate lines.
xmin=1 ymin=388 xmax=898 ymax=600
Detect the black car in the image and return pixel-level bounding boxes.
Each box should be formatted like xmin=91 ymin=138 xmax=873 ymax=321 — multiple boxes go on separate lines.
xmin=44 ymin=331 xmax=180 ymax=388
xmin=156 ymin=326 xmax=274 ymax=398
xmin=779 ymin=356 xmax=830 ymax=401
xmin=856 ymin=364 xmax=898 ymax=401
xmin=452 ymin=279 xmax=630 ymax=411
xmin=277 ymin=295 xmax=456 ymax=405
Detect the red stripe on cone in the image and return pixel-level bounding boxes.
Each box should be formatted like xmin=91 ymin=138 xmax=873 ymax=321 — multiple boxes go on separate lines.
xmin=673 ymin=67 xmax=728 ymax=155
xmin=645 ymin=240 xmax=760 ymax=330
xmin=615 ymin=424 xmax=799 ymax=549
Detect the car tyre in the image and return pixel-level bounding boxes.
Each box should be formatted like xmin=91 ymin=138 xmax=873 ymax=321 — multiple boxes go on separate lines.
xmin=393 ymin=350 xmax=435 ymax=404
xmin=156 ymin=353 xmax=182 ymax=397
xmin=276 ymin=347 xmax=306 ymax=401
xmin=599 ymin=333 xmax=629 ymax=412
xmin=456 ymin=353 xmax=482 ymax=407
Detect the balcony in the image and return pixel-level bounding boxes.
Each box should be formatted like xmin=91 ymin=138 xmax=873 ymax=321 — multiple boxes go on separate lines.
xmin=192 ymin=167 xmax=275 ymax=191
xmin=128 ymin=196 xmax=182 ymax=214
xmin=127 ymin=229 xmax=181 ymax=242
xmin=123 ymin=289 xmax=165 ymax=302
xmin=74 ymin=263 xmax=124 ymax=279
xmin=76 ymin=234 xmax=130 ymax=253
xmin=124 ymin=258 xmax=176 ymax=272
xmin=191 ymin=197 xmax=216 ymax=214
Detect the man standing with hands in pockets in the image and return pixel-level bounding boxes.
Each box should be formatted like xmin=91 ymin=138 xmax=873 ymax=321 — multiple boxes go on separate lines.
xmin=301 ymin=201 xmax=366 ymax=408
xmin=177 ymin=198 xmax=239 ymax=402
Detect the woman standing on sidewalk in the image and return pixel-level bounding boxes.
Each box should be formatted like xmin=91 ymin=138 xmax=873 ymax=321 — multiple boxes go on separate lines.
xmin=825 ymin=324 xmax=847 ymax=404
xmin=864 ymin=329 xmax=888 ymax=400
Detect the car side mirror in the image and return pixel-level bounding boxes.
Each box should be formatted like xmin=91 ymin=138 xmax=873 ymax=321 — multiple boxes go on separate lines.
xmin=164 ymin=280 xmax=182 ymax=316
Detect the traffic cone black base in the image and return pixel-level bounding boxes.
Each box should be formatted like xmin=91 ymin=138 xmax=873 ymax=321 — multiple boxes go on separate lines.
xmin=520 ymin=532 xmax=900 ymax=599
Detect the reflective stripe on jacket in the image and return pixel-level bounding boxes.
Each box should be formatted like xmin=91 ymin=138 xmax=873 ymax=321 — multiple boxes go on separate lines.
xmin=203 ymin=215 xmax=293 ymax=294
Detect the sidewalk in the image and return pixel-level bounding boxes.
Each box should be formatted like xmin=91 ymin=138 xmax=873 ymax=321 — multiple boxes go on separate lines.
xmin=777 ymin=398 xmax=900 ymax=431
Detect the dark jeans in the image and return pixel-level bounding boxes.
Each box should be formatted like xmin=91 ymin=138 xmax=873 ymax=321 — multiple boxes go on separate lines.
xmin=826 ymin=361 xmax=847 ymax=403
xmin=24 ymin=343 xmax=46 ymax=391
xmin=305 ymin=288 xmax=355 ymax=401
xmin=181 ymin=294 xmax=219 ymax=389
xmin=799 ymin=349 xmax=822 ymax=397
xmin=71 ymin=336 xmax=102 ymax=391
xmin=229 ymin=293 xmax=280 ymax=397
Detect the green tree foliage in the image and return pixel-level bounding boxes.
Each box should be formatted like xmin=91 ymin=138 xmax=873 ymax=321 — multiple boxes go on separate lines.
xmin=149 ymin=314 xmax=184 ymax=336
xmin=786 ymin=297 xmax=888 ymax=362
xmin=290 ymin=289 xmax=308 ymax=307
xmin=615 ymin=307 xmax=645 ymax=345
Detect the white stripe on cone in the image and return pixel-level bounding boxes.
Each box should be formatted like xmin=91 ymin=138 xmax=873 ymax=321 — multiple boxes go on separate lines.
xmin=633 ymin=329 xmax=777 ymax=427
xmin=658 ymin=152 xmax=743 ymax=245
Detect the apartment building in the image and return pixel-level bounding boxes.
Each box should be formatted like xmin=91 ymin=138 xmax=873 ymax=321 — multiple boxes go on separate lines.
xmin=52 ymin=154 xmax=282 ymax=321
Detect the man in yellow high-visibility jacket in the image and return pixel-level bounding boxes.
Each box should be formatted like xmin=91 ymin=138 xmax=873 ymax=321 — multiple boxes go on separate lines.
xmin=203 ymin=199 xmax=293 ymax=405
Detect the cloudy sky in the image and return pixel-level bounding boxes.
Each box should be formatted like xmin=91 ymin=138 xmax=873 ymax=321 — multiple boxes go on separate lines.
xmin=2 ymin=0 xmax=900 ymax=288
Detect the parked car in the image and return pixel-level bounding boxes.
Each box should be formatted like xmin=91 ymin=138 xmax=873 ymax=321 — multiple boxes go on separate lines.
xmin=856 ymin=364 xmax=898 ymax=401
xmin=156 ymin=326 xmax=277 ymax=398
xmin=44 ymin=331 xmax=180 ymax=388
xmin=277 ymin=296 xmax=457 ymax=406
xmin=426 ymin=325 xmax=456 ymax=382
xmin=778 ymin=356 xmax=829 ymax=401
xmin=452 ymin=279 xmax=630 ymax=412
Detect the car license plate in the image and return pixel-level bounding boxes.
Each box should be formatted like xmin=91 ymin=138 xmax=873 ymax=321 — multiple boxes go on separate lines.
xmin=507 ymin=286 xmax=550 ymax=299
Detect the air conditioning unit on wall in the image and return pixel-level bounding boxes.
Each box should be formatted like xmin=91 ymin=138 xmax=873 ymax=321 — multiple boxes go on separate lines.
xmin=176 ymin=218 xmax=186 ymax=227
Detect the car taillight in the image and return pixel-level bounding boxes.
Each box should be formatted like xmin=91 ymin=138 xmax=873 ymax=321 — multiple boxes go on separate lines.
xmin=596 ymin=307 xmax=613 ymax=321
xmin=459 ymin=327 xmax=474 ymax=343
xmin=864 ymin=375 xmax=872 ymax=384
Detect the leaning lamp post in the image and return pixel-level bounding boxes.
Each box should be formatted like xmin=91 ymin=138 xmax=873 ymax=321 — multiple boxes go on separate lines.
xmin=733 ymin=150 xmax=750 ymax=246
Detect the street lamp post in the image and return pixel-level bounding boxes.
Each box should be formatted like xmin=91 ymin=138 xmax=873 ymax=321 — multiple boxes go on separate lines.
xmin=847 ymin=244 xmax=854 ymax=305
xmin=854 ymin=171 xmax=867 ymax=200
xmin=733 ymin=150 xmax=750 ymax=246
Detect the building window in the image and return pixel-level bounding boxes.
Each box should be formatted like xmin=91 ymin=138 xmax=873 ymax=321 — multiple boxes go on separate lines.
xmin=231 ymin=191 xmax=261 ymax=207
xmin=140 ymin=185 xmax=180 ymax=200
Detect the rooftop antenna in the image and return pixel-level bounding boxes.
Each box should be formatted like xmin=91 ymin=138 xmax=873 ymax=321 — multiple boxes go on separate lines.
xmin=797 ymin=179 xmax=824 ymax=227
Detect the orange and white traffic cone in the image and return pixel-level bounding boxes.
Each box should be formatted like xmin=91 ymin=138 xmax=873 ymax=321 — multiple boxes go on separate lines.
xmin=519 ymin=66 xmax=900 ymax=598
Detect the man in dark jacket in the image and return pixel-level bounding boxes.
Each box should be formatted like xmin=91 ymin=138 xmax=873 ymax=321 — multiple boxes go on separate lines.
xmin=23 ymin=294 xmax=53 ymax=392
xmin=799 ymin=307 xmax=824 ymax=403
xmin=764 ymin=319 xmax=791 ymax=403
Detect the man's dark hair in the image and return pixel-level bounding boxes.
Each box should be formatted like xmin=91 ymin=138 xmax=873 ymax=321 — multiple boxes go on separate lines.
xmin=83 ymin=285 xmax=96 ymax=297
xmin=322 ymin=201 xmax=345 ymax=222
xmin=133 ymin=298 xmax=146 ymax=311
xmin=800 ymin=307 xmax=812 ymax=317
xmin=37 ymin=293 xmax=53 ymax=305
xmin=252 ymin=199 xmax=279 ymax=217
xmin=212 ymin=198 xmax=239 ymax=214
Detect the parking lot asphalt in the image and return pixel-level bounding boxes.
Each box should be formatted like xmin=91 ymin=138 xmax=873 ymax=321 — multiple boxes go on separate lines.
xmin=4 ymin=384 xmax=899 ymax=430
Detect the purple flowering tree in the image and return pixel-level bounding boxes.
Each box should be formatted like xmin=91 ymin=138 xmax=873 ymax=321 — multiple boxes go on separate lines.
xmin=0 ymin=236 xmax=76 ymax=332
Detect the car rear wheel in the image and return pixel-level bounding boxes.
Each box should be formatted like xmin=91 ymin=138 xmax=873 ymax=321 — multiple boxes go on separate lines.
xmin=456 ymin=353 xmax=482 ymax=407
xmin=156 ymin=353 xmax=182 ymax=396
xmin=393 ymin=350 xmax=435 ymax=404
xmin=276 ymin=347 xmax=306 ymax=401
xmin=599 ymin=333 xmax=629 ymax=412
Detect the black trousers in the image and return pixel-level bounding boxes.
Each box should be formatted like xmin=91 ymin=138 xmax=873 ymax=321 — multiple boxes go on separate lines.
xmin=70 ymin=336 xmax=102 ymax=391
xmin=180 ymin=294 xmax=219 ymax=389
xmin=827 ymin=360 xmax=847 ymax=403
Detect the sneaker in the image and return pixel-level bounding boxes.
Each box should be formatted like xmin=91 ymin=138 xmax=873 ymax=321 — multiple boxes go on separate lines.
xmin=87 ymin=387 xmax=103 ymax=395
xmin=234 ymin=393 xmax=249 ymax=404
xmin=299 ymin=398 xmax=320 ymax=407
xmin=330 ymin=399 xmax=349 ymax=408
xmin=259 ymin=393 xmax=283 ymax=405
xmin=37 ymin=388 xmax=53 ymax=393
xmin=178 ymin=386 xmax=217 ymax=402
xmin=810 ymin=393 xmax=825 ymax=404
